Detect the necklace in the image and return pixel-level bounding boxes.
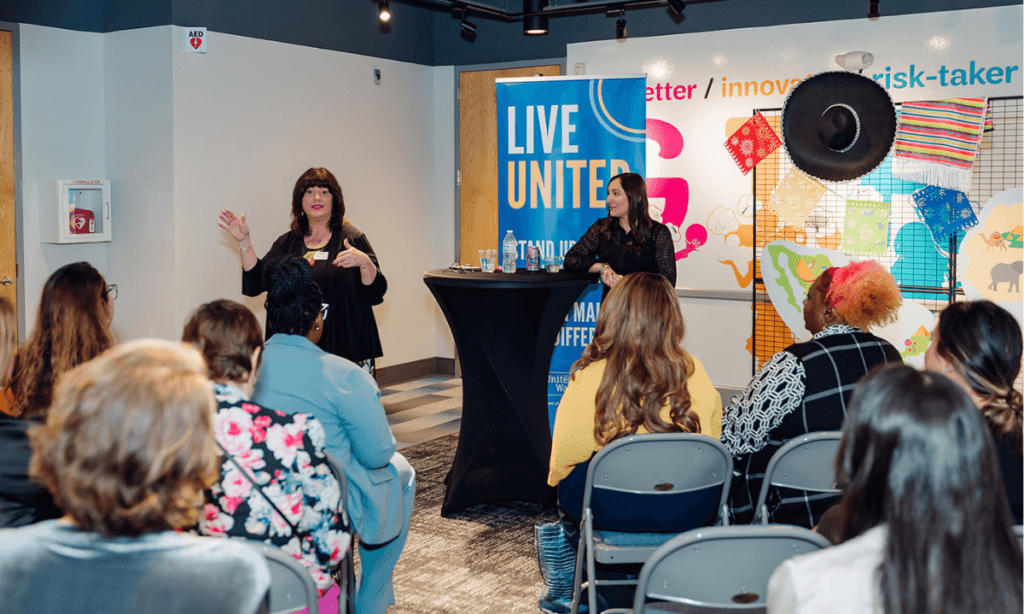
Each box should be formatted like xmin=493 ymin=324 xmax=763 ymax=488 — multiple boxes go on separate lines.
xmin=306 ymin=228 xmax=331 ymax=248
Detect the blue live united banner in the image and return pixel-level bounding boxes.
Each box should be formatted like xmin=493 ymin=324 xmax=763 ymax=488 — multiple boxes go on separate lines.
xmin=496 ymin=75 xmax=646 ymax=431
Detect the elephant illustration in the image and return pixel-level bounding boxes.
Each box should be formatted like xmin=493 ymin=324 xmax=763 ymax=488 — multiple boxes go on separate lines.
xmin=988 ymin=261 xmax=1023 ymax=293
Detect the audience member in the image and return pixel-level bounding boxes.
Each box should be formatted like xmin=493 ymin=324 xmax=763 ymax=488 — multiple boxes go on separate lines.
xmin=183 ymin=299 xmax=349 ymax=595
xmin=767 ymin=365 xmax=1023 ymax=614
xmin=0 ymin=340 xmax=271 ymax=614
xmin=924 ymin=300 xmax=1022 ymax=523
xmin=1 ymin=262 xmax=115 ymax=528
xmin=252 ymin=255 xmax=413 ymax=614
xmin=722 ymin=261 xmax=903 ymax=526
xmin=538 ymin=272 xmax=722 ymax=613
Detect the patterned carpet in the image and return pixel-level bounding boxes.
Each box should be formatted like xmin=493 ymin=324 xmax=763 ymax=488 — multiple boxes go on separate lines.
xmin=388 ymin=432 xmax=558 ymax=614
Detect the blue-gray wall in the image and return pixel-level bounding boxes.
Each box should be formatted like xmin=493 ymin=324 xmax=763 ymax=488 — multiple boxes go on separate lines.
xmin=0 ymin=0 xmax=1020 ymax=65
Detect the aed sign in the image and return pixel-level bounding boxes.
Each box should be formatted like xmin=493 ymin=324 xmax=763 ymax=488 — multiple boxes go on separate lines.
xmin=184 ymin=27 xmax=207 ymax=53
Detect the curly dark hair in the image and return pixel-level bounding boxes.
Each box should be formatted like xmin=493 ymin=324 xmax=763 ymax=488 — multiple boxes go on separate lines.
xmin=264 ymin=255 xmax=324 ymax=337
xmin=290 ymin=167 xmax=346 ymax=236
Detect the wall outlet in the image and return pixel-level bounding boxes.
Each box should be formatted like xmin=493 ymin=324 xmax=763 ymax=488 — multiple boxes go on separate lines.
xmin=574 ymin=62 xmax=585 ymax=75
xmin=373 ymin=69 xmax=381 ymax=85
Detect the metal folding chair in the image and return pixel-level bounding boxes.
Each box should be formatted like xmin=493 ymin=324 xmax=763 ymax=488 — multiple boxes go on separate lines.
xmin=570 ymin=433 xmax=733 ymax=614
xmin=233 ymin=539 xmax=320 ymax=614
xmin=324 ymin=451 xmax=356 ymax=614
xmin=752 ymin=431 xmax=842 ymax=525
xmin=622 ymin=525 xmax=832 ymax=612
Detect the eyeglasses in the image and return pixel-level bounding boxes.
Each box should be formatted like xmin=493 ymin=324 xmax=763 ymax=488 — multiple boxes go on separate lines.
xmin=319 ymin=303 xmax=329 ymax=321
xmin=106 ymin=284 xmax=118 ymax=301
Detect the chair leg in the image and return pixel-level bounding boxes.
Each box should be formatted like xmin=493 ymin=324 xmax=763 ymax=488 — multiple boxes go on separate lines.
xmin=570 ymin=515 xmax=588 ymax=614
xmin=584 ymin=519 xmax=598 ymax=614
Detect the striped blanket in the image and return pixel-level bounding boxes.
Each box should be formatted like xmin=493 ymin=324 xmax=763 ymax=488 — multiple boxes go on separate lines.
xmin=892 ymin=98 xmax=990 ymax=192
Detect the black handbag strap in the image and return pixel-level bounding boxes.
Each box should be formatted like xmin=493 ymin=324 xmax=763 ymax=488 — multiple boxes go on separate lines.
xmin=215 ymin=439 xmax=300 ymax=537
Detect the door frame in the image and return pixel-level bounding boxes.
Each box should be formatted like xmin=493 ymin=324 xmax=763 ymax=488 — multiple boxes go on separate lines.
xmin=0 ymin=22 xmax=21 ymax=341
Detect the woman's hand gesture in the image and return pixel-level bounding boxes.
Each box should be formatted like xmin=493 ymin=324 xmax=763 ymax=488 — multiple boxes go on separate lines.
xmin=218 ymin=209 xmax=250 ymax=242
xmin=332 ymin=239 xmax=372 ymax=270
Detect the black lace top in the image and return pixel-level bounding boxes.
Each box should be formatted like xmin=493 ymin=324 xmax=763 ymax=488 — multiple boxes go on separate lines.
xmin=563 ymin=218 xmax=677 ymax=297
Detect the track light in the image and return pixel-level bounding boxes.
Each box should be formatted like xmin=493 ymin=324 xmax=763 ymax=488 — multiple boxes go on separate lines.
xmin=667 ymin=0 xmax=685 ymax=14
xmin=868 ymin=0 xmax=880 ymax=18
xmin=524 ymin=0 xmax=549 ymax=36
xmin=616 ymin=9 xmax=626 ymax=40
xmin=378 ymin=1 xmax=391 ymax=23
xmin=460 ymin=11 xmax=477 ymax=38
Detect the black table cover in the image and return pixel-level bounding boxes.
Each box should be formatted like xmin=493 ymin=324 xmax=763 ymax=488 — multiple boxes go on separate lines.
xmin=423 ymin=269 xmax=594 ymax=515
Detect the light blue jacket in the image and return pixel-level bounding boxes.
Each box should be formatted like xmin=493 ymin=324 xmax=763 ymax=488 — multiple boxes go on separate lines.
xmin=253 ymin=334 xmax=403 ymax=545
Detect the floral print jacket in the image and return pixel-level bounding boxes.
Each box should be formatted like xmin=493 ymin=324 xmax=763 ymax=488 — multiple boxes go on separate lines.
xmin=198 ymin=383 xmax=348 ymax=593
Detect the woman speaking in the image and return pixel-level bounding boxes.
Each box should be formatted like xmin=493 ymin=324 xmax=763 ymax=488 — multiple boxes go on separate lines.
xmin=219 ymin=167 xmax=386 ymax=373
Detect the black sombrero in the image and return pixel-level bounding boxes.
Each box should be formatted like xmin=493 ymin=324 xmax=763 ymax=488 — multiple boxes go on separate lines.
xmin=781 ymin=71 xmax=896 ymax=182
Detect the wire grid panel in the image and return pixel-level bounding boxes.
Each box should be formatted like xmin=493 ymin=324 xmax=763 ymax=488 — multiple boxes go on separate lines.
xmin=749 ymin=97 xmax=1023 ymax=377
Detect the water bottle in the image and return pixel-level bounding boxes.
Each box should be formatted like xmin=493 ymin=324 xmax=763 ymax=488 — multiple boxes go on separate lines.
xmin=502 ymin=230 xmax=518 ymax=273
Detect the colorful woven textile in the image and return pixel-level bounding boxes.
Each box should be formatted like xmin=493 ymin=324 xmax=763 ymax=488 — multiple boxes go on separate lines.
xmin=725 ymin=112 xmax=782 ymax=175
xmin=841 ymin=200 xmax=891 ymax=257
xmin=766 ymin=168 xmax=826 ymax=228
xmin=892 ymin=98 xmax=988 ymax=192
xmin=911 ymin=185 xmax=978 ymax=243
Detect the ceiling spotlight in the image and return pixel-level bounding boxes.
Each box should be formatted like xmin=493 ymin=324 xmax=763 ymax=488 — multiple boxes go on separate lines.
xmin=378 ymin=0 xmax=391 ymax=23
xmin=667 ymin=0 xmax=685 ymax=14
xmin=616 ymin=9 xmax=627 ymax=40
xmin=524 ymin=0 xmax=549 ymax=36
xmin=868 ymin=0 xmax=880 ymax=18
xmin=460 ymin=14 xmax=477 ymax=37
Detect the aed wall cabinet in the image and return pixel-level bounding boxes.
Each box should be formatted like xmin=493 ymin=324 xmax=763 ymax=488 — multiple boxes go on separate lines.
xmin=40 ymin=180 xmax=112 ymax=243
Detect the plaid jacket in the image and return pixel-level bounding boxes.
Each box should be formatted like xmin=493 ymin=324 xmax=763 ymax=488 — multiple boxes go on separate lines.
xmin=723 ymin=326 xmax=902 ymax=527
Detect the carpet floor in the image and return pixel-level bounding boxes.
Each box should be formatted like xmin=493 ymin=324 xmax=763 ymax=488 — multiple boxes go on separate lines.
xmin=387 ymin=432 xmax=558 ymax=614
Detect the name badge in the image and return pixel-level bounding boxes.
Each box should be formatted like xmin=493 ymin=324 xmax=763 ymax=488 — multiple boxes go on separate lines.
xmin=312 ymin=251 xmax=330 ymax=261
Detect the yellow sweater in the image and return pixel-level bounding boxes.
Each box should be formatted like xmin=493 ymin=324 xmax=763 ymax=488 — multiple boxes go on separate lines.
xmin=547 ymin=356 xmax=722 ymax=486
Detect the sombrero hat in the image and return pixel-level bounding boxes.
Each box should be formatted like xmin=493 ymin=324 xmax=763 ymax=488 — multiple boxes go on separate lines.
xmin=781 ymin=71 xmax=897 ymax=182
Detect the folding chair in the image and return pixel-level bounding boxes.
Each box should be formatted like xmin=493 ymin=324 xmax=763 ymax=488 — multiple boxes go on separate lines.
xmin=234 ymin=539 xmax=320 ymax=614
xmin=752 ymin=431 xmax=842 ymax=525
xmin=324 ymin=451 xmax=356 ymax=614
xmin=570 ymin=433 xmax=733 ymax=614
xmin=620 ymin=525 xmax=832 ymax=613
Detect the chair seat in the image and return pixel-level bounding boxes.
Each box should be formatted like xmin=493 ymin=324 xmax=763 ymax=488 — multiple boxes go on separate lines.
xmin=593 ymin=530 xmax=680 ymax=564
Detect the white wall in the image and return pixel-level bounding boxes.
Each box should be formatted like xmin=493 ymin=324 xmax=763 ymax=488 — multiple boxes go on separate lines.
xmin=16 ymin=24 xmax=457 ymax=367
xmin=18 ymin=25 xmax=109 ymax=335
xmin=105 ymin=27 xmax=176 ymax=341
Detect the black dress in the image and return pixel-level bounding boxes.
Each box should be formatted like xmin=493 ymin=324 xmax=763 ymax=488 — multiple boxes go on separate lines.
xmin=563 ymin=218 xmax=676 ymax=298
xmin=243 ymin=223 xmax=387 ymax=363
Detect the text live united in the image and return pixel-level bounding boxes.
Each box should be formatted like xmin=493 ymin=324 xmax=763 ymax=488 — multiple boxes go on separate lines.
xmin=505 ymin=104 xmax=633 ymax=210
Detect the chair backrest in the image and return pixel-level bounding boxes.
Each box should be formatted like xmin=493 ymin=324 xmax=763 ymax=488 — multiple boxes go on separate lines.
xmin=631 ymin=525 xmax=832 ymax=612
xmin=753 ymin=431 xmax=842 ymax=523
xmin=582 ymin=433 xmax=733 ymax=533
xmin=323 ymin=451 xmax=355 ymax=614
xmin=324 ymin=451 xmax=350 ymax=527
xmin=233 ymin=539 xmax=319 ymax=614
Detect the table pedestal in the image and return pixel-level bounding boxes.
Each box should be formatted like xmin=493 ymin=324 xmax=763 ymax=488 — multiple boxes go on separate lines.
xmin=424 ymin=269 xmax=593 ymax=515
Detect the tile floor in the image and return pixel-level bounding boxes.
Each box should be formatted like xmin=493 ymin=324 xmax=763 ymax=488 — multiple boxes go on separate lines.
xmin=380 ymin=375 xmax=463 ymax=449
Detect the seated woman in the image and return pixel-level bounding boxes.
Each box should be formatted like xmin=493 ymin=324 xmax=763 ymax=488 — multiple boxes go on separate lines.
xmin=1 ymin=262 xmax=115 ymax=528
xmin=0 ymin=340 xmax=271 ymax=614
xmin=539 ymin=272 xmax=722 ymax=612
xmin=767 ymin=365 xmax=1023 ymax=614
xmin=563 ymin=173 xmax=676 ymax=299
xmin=722 ymin=261 xmax=903 ymax=527
xmin=251 ymin=256 xmax=414 ymax=614
xmin=182 ymin=299 xmax=348 ymax=596
xmin=924 ymin=300 xmax=1022 ymax=523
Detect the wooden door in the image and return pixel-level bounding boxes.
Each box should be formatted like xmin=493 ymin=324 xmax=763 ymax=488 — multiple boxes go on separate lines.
xmin=458 ymin=65 xmax=560 ymax=264
xmin=0 ymin=30 xmax=14 ymax=317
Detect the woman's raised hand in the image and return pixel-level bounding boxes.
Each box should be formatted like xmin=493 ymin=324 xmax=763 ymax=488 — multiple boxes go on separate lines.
xmin=332 ymin=239 xmax=371 ymax=269
xmin=218 ymin=209 xmax=250 ymax=241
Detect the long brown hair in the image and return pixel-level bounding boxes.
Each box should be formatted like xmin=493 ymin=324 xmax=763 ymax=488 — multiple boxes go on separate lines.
xmin=598 ymin=172 xmax=654 ymax=255
xmin=574 ymin=272 xmax=699 ymax=445
xmin=933 ymin=300 xmax=1022 ymax=454
xmin=11 ymin=262 xmax=115 ymax=420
